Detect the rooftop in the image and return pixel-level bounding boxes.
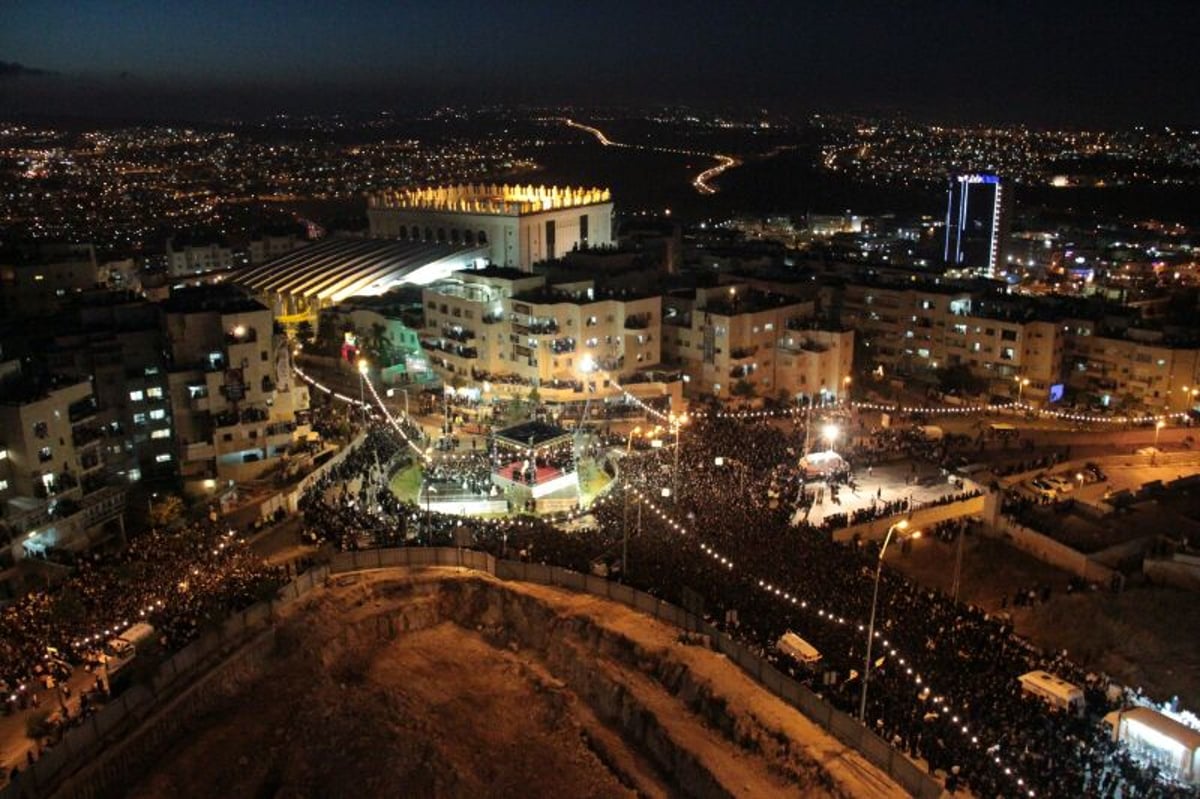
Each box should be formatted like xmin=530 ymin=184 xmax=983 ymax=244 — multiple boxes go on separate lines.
xmin=235 ymin=237 xmax=485 ymax=303
xmin=161 ymin=284 xmax=267 ymax=315
xmin=494 ymin=420 xmax=572 ymax=450
xmin=369 ymin=183 xmax=612 ymax=217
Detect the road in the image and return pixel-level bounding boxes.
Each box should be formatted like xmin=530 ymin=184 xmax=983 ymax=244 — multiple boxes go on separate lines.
xmin=561 ymin=117 xmax=740 ymax=195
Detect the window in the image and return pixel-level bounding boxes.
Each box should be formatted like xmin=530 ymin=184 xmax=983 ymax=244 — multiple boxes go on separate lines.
xmin=151 ymin=428 xmax=171 ymax=439
xmin=261 ymin=351 xmax=269 ymax=361
xmin=155 ymin=453 xmax=173 ymax=463
xmin=133 ymin=412 xmax=147 ymax=424
xmin=150 ymin=410 xmax=165 ymax=422
xmin=0 ymin=448 xmax=7 ymax=460
xmin=0 ymin=479 xmax=8 ymax=491
xmin=146 ymin=387 xmax=163 ymax=399
xmin=1001 ymin=347 xmax=1015 ymax=360
xmin=1001 ymin=329 xmax=1017 ymax=341
xmin=39 ymin=446 xmax=53 ymax=462
xmin=129 ymin=389 xmax=144 ymax=402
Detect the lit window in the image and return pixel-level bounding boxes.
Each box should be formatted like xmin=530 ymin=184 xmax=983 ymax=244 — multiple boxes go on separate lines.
xmin=133 ymin=412 xmax=147 ymax=424
xmin=149 ymin=409 xmax=166 ymax=420
xmin=38 ymin=446 xmax=52 ymax=462
xmin=129 ymin=390 xmax=144 ymax=402
xmin=0 ymin=448 xmax=7 ymax=460
xmin=146 ymin=387 xmax=164 ymax=399
xmin=155 ymin=453 xmax=172 ymax=463
xmin=127 ymin=468 xmax=142 ymax=482
xmin=0 ymin=479 xmax=8 ymax=491
xmin=151 ymin=428 xmax=171 ymax=439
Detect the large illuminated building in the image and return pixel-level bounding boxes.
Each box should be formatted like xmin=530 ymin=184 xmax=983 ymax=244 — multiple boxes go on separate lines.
xmin=943 ymin=173 xmax=1011 ymax=278
xmin=367 ymin=184 xmax=614 ymax=271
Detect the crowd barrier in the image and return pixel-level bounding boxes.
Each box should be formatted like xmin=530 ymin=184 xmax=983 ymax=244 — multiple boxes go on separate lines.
xmin=3 ymin=547 xmax=940 ymax=799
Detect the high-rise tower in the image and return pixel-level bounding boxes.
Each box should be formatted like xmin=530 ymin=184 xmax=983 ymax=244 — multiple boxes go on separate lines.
xmin=944 ymin=174 xmax=1010 ymax=278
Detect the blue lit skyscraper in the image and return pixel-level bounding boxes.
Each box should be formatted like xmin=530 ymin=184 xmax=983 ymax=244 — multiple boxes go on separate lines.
xmin=943 ymin=173 xmax=1010 ymax=278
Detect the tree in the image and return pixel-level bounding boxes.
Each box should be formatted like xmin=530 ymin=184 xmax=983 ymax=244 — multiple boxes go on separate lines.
xmin=732 ymin=379 xmax=756 ymax=398
xmin=148 ymin=494 xmax=184 ymax=528
xmin=936 ymin=364 xmax=987 ymax=396
xmin=295 ymin=320 xmax=315 ymax=348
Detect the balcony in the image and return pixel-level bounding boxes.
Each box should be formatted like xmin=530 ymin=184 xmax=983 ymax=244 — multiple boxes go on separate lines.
xmin=224 ymin=328 xmax=258 ymax=345
xmin=548 ymin=337 xmax=576 ymax=354
xmin=72 ymin=425 xmax=104 ymax=448
xmin=624 ymin=313 xmax=652 ymax=330
xmin=214 ymin=406 xmax=269 ymax=429
xmin=514 ymin=320 xmax=559 ymax=336
xmin=729 ymin=345 xmax=758 ymax=361
xmin=442 ymin=326 xmax=476 ymax=343
xmin=68 ymin=397 xmax=99 ymax=423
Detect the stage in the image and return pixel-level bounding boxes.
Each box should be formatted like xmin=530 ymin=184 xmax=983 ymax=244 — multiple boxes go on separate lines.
xmin=493 ymin=459 xmax=580 ymax=501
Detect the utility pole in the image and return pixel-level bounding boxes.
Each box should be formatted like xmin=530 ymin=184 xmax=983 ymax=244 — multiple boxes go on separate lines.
xmin=951 ymin=526 xmax=965 ymax=602
xmin=621 ymin=488 xmax=630 ymax=580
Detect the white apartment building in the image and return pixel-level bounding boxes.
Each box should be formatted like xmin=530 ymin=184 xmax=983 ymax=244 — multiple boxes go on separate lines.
xmin=421 ymin=267 xmax=676 ymax=405
xmin=162 ymin=286 xmax=309 ymax=489
xmin=663 ymin=284 xmax=854 ymax=401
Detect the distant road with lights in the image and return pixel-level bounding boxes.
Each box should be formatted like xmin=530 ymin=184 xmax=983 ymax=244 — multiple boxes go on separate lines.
xmin=561 ymin=118 xmax=740 ymax=195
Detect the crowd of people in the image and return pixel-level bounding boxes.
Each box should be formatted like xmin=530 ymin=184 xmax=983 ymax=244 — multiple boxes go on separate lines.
xmin=5 ymin=391 xmax=1193 ymax=798
xmin=293 ymin=413 xmax=1194 ymax=799
xmin=1 ymin=518 xmax=284 ymax=781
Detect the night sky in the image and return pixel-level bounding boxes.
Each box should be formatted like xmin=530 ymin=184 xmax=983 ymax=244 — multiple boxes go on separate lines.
xmin=2 ymin=0 xmax=1197 ymax=125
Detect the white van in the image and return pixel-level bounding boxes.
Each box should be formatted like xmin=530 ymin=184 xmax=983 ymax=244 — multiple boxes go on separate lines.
xmin=1019 ymin=670 xmax=1084 ymax=715
xmin=104 ymin=623 xmax=156 ymax=676
xmin=777 ymin=632 xmax=822 ymax=667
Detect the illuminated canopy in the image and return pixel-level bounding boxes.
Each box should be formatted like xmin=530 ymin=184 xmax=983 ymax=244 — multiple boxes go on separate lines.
xmin=235 ymin=238 xmax=488 ymax=308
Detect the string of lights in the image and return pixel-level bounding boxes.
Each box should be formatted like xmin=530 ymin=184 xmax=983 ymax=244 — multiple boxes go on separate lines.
xmin=625 ymin=481 xmax=1037 ymax=798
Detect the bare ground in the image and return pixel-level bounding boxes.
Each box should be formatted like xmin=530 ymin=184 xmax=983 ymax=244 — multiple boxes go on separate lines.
xmin=888 ymin=534 xmax=1200 ymax=707
xmin=123 ymin=570 xmax=907 ymax=799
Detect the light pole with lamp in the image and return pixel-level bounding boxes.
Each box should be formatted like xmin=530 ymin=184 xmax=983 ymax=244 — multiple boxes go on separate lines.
xmin=714 ymin=456 xmax=747 ymax=494
xmin=821 ymin=423 xmax=840 ymax=452
xmin=1014 ymin=376 xmax=1030 ymax=404
xmin=859 ymin=519 xmax=921 ymax=722
xmin=842 ymin=375 xmax=852 ymax=405
xmin=357 ymin=358 xmax=369 ymax=425
xmin=669 ymin=411 xmax=689 ymax=504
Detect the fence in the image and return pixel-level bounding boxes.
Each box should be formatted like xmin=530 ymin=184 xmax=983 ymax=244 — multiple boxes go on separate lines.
xmin=323 ymin=549 xmax=942 ymax=799
xmin=0 ymin=565 xmax=331 ymax=799
xmin=4 ymin=549 xmax=939 ymax=799
xmin=832 ymin=493 xmax=987 ymax=543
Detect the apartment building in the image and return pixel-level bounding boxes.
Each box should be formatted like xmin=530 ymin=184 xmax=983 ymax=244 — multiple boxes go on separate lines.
xmin=46 ymin=293 xmax=175 ymax=484
xmin=1064 ymin=323 xmax=1200 ymax=413
xmin=662 ymin=284 xmax=853 ymax=401
xmin=162 ymin=286 xmax=309 ymax=489
xmin=166 ymin=237 xmax=236 ymax=278
xmin=0 ymin=361 xmax=126 ymax=561
xmin=420 ymin=267 xmax=676 ymax=405
xmin=0 ymin=243 xmax=100 ymax=320
xmin=826 ymin=280 xmax=1065 ymax=403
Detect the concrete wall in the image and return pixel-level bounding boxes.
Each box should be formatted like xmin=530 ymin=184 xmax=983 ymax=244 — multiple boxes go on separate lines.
xmin=987 ymin=519 xmax=1117 ymax=583
xmin=6 ymin=549 xmax=940 ymax=799
xmin=832 ymin=493 xmax=987 ymax=542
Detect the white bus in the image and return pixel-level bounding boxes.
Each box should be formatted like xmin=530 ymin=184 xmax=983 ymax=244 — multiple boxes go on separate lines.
xmin=777 ymin=632 xmax=822 ymax=667
xmin=1019 ymin=670 xmax=1084 ymax=715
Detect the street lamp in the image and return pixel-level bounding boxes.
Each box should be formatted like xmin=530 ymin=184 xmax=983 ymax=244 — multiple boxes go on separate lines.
xmin=715 ymin=456 xmax=747 ymax=493
xmin=357 ymin=358 xmax=369 ymax=425
xmin=821 ymin=423 xmax=840 ymax=452
xmin=843 ymin=375 xmax=852 ymax=404
xmin=669 ymin=411 xmax=689 ymax=504
xmin=1014 ymin=376 xmax=1030 ymax=404
xmin=859 ymin=519 xmax=921 ymax=722
xmin=1154 ymin=419 xmax=1166 ymax=449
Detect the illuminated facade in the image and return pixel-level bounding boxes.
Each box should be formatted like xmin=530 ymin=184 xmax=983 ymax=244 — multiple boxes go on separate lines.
xmin=368 ymin=184 xmax=614 ymax=270
xmin=944 ymin=174 xmax=1011 ymax=278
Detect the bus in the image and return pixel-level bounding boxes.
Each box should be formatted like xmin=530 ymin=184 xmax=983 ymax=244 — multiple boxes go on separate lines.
xmin=777 ymin=632 xmax=822 ymax=668
xmin=1019 ymin=670 xmax=1084 ymax=715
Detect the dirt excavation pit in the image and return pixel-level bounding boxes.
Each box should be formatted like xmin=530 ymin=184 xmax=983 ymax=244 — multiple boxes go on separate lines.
xmin=125 ymin=569 xmax=907 ymax=799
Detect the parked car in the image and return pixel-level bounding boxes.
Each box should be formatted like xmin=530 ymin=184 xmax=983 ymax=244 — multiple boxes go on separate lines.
xmin=1028 ymin=478 xmax=1058 ymax=499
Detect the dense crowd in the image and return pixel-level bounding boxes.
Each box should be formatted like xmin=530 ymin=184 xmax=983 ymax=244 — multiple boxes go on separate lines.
xmin=296 ymin=416 xmax=1196 ymax=799
xmin=1 ymin=521 xmax=283 ymax=731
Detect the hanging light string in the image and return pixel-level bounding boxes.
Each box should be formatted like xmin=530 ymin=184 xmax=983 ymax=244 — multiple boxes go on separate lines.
xmin=625 ymin=480 xmax=1037 ymax=798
